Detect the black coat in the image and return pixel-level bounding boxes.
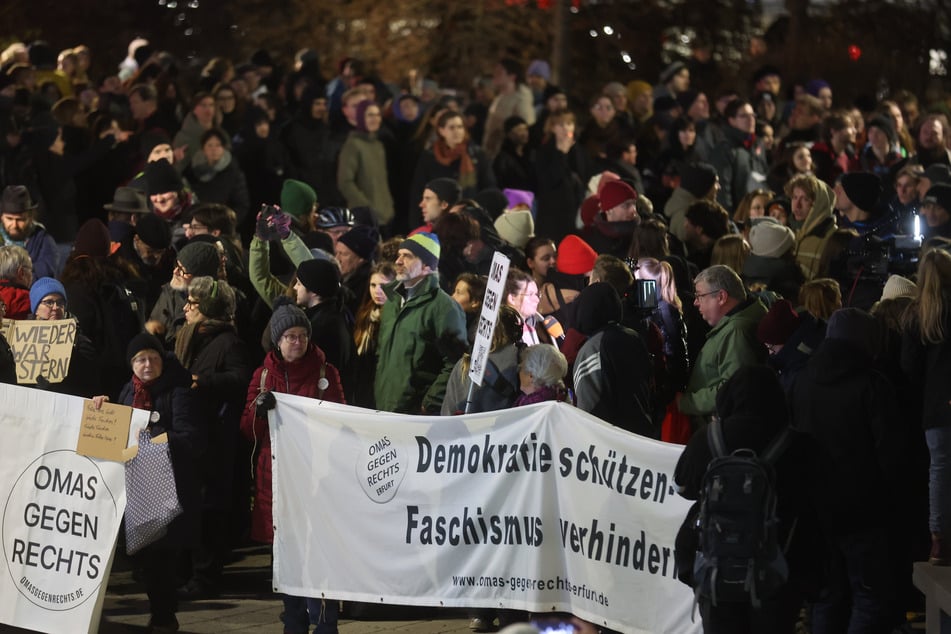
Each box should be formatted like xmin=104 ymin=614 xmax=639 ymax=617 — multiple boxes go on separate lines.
xmin=182 ymin=320 xmax=252 ymax=507
xmin=119 ymin=354 xmax=205 ymax=548
xmin=534 ymin=141 xmax=589 ymax=243
xmin=790 ymin=339 xmax=904 ymax=535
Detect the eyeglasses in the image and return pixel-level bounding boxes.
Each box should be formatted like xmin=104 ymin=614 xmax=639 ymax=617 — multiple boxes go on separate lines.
xmin=173 ymin=263 xmax=191 ymax=277
xmin=693 ymin=289 xmax=722 ymax=300
xmin=184 ymin=298 xmax=200 ymax=307
xmin=281 ymin=333 xmax=308 ymax=343
xmin=40 ymin=299 xmax=66 ymax=308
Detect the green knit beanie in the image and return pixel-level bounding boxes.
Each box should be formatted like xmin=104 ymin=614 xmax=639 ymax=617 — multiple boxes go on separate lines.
xmin=280 ymin=179 xmax=317 ymax=219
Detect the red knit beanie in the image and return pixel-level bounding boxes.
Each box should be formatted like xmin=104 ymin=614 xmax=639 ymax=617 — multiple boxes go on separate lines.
xmin=756 ymin=299 xmax=800 ymax=345
xmin=557 ymin=235 xmax=598 ymax=275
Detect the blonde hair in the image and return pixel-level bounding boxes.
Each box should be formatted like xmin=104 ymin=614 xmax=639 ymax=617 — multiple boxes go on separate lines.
xmin=711 ymin=234 xmax=750 ymax=274
xmin=798 ymin=278 xmax=842 ymax=321
xmin=636 ymin=258 xmax=681 ymax=310
xmin=909 ymin=248 xmax=951 ymax=344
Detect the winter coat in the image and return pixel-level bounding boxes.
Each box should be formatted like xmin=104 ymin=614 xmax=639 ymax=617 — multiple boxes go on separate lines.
xmin=794 ymin=179 xmax=837 ymax=281
xmin=767 ymin=311 xmax=826 ymax=394
xmin=534 ymin=140 xmax=589 ymax=243
xmin=483 ymin=85 xmax=536 ymax=160
xmin=679 ymin=297 xmax=767 ymax=418
xmin=240 ymin=344 xmax=344 ymax=544
xmin=663 ymin=187 xmax=698 ymax=243
xmin=302 ymin=295 xmax=354 ymax=383
xmin=0 ymin=279 xmax=31 ymax=320
xmin=247 ymin=233 xmax=312 ymax=308
xmin=901 ymin=306 xmax=951 ymax=431
xmin=408 ymin=145 xmax=496 ymax=227
xmin=280 ymin=115 xmax=346 ymax=208
xmin=441 ymin=344 xmax=521 ymax=415
xmin=185 ymin=150 xmax=251 ymax=224
xmin=709 ymin=125 xmax=769 ymax=213
xmin=149 ymin=284 xmax=187 ymax=348
xmin=179 ymin=320 xmax=252 ymax=508
xmin=790 ymin=339 xmax=904 ymax=535
xmin=374 ymin=274 xmax=468 ymax=414
xmin=1 ymin=224 xmax=59 ymax=278
xmin=0 ymin=332 xmax=15 ymax=384
xmin=337 ymin=130 xmax=395 ymax=225
xmin=574 ymin=324 xmax=655 ymax=437
xmin=119 ymin=354 xmax=205 ymax=548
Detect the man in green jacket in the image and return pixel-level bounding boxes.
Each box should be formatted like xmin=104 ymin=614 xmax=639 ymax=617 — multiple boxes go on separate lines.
xmin=375 ymin=232 xmax=468 ymax=414
xmin=678 ymin=264 xmax=767 ymax=423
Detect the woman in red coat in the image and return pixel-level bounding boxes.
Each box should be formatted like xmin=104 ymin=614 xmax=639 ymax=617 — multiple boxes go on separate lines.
xmin=240 ymin=302 xmax=344 ymax=634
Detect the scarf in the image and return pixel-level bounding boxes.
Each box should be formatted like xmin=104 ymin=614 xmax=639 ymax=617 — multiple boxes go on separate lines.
xmin=433 ymin=138 xmax=476 ymax=190
xmin=355 ymin=306 xmax=381 ymax=356
xmin=131 ymin=374 xmax=154 ymax=411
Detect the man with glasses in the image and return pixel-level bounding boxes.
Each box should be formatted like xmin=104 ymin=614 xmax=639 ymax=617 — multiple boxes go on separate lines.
xmin=678 ymin=265 xmax=767 ymax=426
xmin=146 ymin=241 xmax=221 ymax=345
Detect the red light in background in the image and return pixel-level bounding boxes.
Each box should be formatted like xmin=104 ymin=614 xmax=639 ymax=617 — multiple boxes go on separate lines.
xmin=848 ymin=44 xmax=862 ymax=61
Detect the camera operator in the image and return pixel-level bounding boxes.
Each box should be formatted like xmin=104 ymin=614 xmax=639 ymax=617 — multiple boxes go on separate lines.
xmin=830 ymin=172 xmax=896 ymax=309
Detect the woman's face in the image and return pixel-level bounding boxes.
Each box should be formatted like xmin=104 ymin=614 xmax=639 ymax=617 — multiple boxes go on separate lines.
xmin=34 ymin=293 xmax=66 ymax=320
xmin=749 ymin=195 xmax=768 ymax=219
xmin=202 ymin=135 xmax=225 ymax=165
xmin=678 ymin=125 xmax=696 ymax=149
xmin=591 ymin=97 xmax=615 ymax=126
xmin=527 ymin=243 xmax=557 ymax=279
xmin=183 ymin=295 xmax=204 ymax=324
xmin=792 ymin=146 xmax=812 ymax=173
xmin=369 ymin=273 xmax=392 ymax=306
xmin=552 ymin=118 xmax=575 ymax=141
xmin=363 ymin=104 xmax=382 ymax=134
xmin=507 ymin=280 xmax=540 ymax=319
xmin=278 ymin=326 xmax=309 ymax=363
xmin=216 ymin=89 xmax=237 ymax=114
xmin=438 ymin=115 xmax=466 ymax=147
xmin=131 ymin=349 xmax=163 ymax=382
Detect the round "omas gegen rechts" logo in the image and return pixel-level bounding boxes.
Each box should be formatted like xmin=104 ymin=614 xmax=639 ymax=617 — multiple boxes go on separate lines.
xmin=2 ymin=450 xmax=119 ymax=610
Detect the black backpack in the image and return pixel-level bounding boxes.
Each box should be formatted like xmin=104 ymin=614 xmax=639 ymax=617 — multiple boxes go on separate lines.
xmin=693 ymin=419 xmax=792 ymax=607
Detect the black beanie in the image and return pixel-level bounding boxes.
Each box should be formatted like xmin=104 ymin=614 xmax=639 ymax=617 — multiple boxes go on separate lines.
xmin=866 ymin=115 xmax=897 ymax=146
xmin=826 ymin=308 xmax=880 ymax=358
xmin=425 ymin=178 xmax=461 ymax=207
xmin=145 ymin=158 xmax=184 ymax=196
xmin=296 ymin=258 xmax=340 ymax=298
xmin=135 ymin=213 xmax=173 ymax=249
xmin=575 ymin=282 xmax=622 ymax=336
xmin=139 ymin=129 xmax=172 ymax=158
xmin=177 ymin=241 xmax=220 ymax=277
xmin=840 ymin=172 xmax=882 ymax=213
xmin=126 ymin=332 xmax=165 ymax=365
xmin=679 ymin=162 xmax=719 ymax=199
xmin=473 ymin=188 xmax=508 ymax=220
xmin=337 ymin=225 xmax=380 ymax=262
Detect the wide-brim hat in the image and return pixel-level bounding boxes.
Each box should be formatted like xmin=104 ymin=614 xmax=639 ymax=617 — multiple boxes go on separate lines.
xmin=104 ymin=187 xmax=150 ymax=214
xmin=1 ymin=185 xmax=38 ymax=215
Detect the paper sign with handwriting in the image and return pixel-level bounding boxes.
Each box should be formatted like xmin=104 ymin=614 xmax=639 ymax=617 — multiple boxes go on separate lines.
xmin=8 ymin=318 xmax=77 ymax=384
xmin=77 ymin=400 xmax=134 ymax=462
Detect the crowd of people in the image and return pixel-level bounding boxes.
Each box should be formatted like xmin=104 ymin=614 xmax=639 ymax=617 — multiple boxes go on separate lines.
xmin=1 ymin=34 xmax=950 ymax=634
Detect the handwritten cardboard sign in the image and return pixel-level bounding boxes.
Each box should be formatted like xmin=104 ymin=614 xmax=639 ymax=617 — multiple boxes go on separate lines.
xmin=77 ymin=400 xmax=134 ymax=462
xmin=7 ymin=318 xmax=77 ymax=384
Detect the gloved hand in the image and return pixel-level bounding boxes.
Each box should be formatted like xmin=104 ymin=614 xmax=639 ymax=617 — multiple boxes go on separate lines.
xmin=254 ymin=204 xmax=293 ymax=241
xmin=255 ymin=389 xmax=276 ymax=417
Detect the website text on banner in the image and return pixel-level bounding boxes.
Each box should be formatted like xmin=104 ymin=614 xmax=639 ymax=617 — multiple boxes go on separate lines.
xmin=0 ymin=384 xmax=139 ymax=634
xmin=270 ymin=397 xmax=700 ymax=634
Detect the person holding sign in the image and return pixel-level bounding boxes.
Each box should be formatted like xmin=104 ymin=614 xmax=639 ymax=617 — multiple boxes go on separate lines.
xmin=27 ymin=276 xmax=99 ymax=396
xmin=93 ymin=332 xmax=205 ymax=634
xmin=240 ymin=303 xmax=345 ymax=634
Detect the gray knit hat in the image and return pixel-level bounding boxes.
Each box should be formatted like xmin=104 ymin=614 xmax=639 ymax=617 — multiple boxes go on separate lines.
xmin=177 ymin=241 xmax=220 ymax=277
xmin=270 ymin=304 xmax=312 ymax=344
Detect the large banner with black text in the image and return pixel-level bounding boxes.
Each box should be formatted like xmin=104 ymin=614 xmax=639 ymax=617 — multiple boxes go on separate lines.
xmin=270 ymin=397 xmax=700 ymax=634
xmin=0 ymin=384 xmax=140 ymax=634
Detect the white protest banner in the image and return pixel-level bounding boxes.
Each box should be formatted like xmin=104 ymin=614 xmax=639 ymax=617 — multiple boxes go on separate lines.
xmin=270 ymin=397 xmax=700 ymax=634
xmin=7 ymin=318 xmax=78 ymax=384
xmin=0 ymin=384 xmax=143 ymax=634
xmin=468 ymin=251 xmax=510 ymax=387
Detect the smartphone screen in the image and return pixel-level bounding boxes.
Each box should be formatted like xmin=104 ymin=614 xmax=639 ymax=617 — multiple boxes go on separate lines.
xmin=530 ymin=620 xmax=576 ymax=634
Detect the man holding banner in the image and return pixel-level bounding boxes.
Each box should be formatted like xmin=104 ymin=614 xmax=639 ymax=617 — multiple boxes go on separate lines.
xmin=375 ymin=233 xmax=468 ymax=414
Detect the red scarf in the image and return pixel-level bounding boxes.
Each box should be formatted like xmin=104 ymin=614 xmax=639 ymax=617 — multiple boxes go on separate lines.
xmin=433 ymin=138 xmax=476 ymax=190
xmin=131 ymin=374 xmax=154 ymax=411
